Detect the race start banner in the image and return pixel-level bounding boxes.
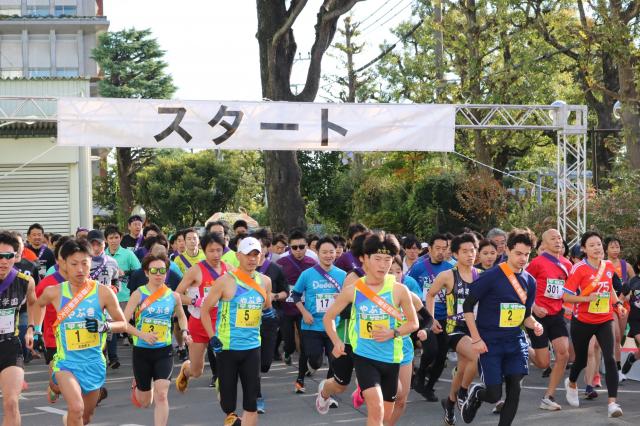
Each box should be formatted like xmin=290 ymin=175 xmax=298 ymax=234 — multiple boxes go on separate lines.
xmin=57 ymin=97 xmax=455 ymax=152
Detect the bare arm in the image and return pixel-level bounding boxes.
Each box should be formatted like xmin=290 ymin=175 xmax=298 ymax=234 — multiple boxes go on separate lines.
xmin=426 ymin=271 xmax=451 ymax=333
xmin=200 ymin=275 xmax=228 ymax=339
xmin=260 ymin=274 xmax=272 ymax=309
xmin=175 ymin=266 xmax=200 ymax=305
xmin=323 ymin=282 xmax=354 ymax=348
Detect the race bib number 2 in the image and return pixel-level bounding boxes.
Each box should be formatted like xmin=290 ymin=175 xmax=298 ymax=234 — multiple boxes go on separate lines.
xmin=499 ymin=303 xmax=525 ymax=327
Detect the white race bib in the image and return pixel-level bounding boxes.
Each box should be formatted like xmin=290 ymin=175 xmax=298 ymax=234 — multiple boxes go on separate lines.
xmin=0 ymin=308 xmax=15 ymax=334
xmin=544 ymin=279 xmax=564 ymax=300
xmin=315 ymin=294 xmax=336 ymax=313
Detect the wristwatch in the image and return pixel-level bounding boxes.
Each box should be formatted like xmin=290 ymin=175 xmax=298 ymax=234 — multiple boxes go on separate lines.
xmin=393 ymin=328 xmax=400 ymax=338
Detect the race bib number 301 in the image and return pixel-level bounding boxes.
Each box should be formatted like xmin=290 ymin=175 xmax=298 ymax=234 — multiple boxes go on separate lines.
xmin=544 ymin=279 xmax=564 ymax=299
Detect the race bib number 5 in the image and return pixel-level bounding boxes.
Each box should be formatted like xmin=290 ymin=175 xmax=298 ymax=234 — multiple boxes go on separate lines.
xmin=499 ymin=303 xmax=525 ymax=327
xmin=544 ymin=279 xmax=564 ymax=299
xmin=64 ymin=321 xmax=100 ymax=351
xmin=588 ymin=292 xmax=610 ymax=314
xmin=236 ymin=304 xmax=261 ymax=327
xmin=359 ymin=314 xmax=390 ymax=339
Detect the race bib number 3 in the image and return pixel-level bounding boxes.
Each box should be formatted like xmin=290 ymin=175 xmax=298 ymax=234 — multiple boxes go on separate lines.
xmin=64 ymin=321 xmax=100 ymax=351
xmin=0 ymin=308 xmax=15 ymax=334
xmin=499 ymin=303 xmax=525 ymax=327
xmin=544 ymin=279 xmax=564 ymax=299
xmin=358 ymin=314 xmax=390 ymax=340
xmin=141 ymin=318 xmax=169 ymax=341
xmin=236 ymin=305 xmax=261 ymax=327
xmin=315 ymin=294 xmax=336 ymax=313
xmin=588 ymin=292 xmax=610 ymax=314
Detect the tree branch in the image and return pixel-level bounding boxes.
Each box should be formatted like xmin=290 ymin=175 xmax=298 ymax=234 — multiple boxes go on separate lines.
xmin=271 ymin=0 xmax=307 ymax=52
xmin=323 ymin=0 xmax=364 ymax=22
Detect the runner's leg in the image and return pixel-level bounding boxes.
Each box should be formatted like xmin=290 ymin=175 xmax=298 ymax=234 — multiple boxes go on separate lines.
xmin=388 ymin=362 xmax=412 ymax=426
xmin=54 ymin=371 xmax=86 ymax=426
xmin=152 ymin=379 xmax=170 ymax=426
xmin=0 ymin=366 xmax=23 ymax=426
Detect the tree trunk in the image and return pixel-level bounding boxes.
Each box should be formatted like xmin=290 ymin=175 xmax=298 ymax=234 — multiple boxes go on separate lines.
xmin=116 ymin=147 xmax=135 ymax=221
xmin=256 ymin=0 xmax=359 ymax=232
xmin=618 ymin=60 xmax=640 ymax=169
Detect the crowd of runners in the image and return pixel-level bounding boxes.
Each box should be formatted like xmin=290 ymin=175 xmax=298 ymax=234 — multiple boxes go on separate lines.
xmin=0 ymin=216 xmax=639 ymax=426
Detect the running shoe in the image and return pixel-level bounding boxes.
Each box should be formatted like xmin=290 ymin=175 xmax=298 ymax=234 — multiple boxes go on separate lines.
xmin=177 ymin=347 xmax=188 ymax=362
xmin=109 ymin=359 xmax=120 ymax=370
xmin=223 ymin=412 xmax=242 ymax=426
xmin=422 ymin=387 xmax=438 ymax=402
xmin=329 ymin=397 xmax=339 ymax=409
xmin=622 ymin=353 xmax=636 ymax=375
xmin=306 ymin=361 xmax=317 ymax=377
xmin=457 ymin=388 xmax=468 ymax=411
xmin=564 ymin=378 xmax=579 ymax=407
xmin=295 ymin=379 xmax=305 ymax=394
xmin=461 ymin=384 xmax=484 ymax=424
xmin=131 ymin=379 xmax=142 ymax=408
xmin=97 ymin=387 xmax=108 ymax=406
xmin=257 ymin=397 xmax=265 ymax=414
xmin=47 ymin=385 xmax=59 ymax=404
xmin=209 ymin=375 xmax=217 ymax=388
xmin=21 ymin=380 xmax=28 ymax=391
xmin=540 ymin=395 xmax=561 ymax=411
xmin=593 ymin=374 xmax=602 ymax=388
xmin=608 ymin=402 xmax=623 ymax=418
xmin=176 ymin=361 xmax=190 ymax=393
xmin=492 ymin=400 xmax=504 ymax=414
xmin=352 ymin=385 xmax=364 ymax=409
xmin=441 ymin=398 xmax=456 ymax=425
xmin=284 ymin=354 xmax=292 ymax=366
xmin=542 ymin=367 xmax=552 ymax=378
xmin=618 ymin=370 xmax=627 ymax=383
xmin=584 ymin=385 xmax=598 ymax=400
xmin=315 ymin=380 xmax=330 ymax=415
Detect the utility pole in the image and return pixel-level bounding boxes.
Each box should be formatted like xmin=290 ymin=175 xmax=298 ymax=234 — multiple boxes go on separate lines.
xmin=344 ymin=16 xmax=357 ymax=103
xmin=434 ymin=0 xmax=445 ymax=100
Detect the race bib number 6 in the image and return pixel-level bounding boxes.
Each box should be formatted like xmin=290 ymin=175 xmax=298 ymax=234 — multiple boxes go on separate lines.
xmin=359 ymin=314 xmax=390 ymax=339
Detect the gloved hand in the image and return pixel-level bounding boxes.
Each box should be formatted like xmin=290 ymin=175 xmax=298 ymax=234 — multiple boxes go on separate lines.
xmin=208 ymin=335 xmax=223 ymax=353
xmin=85 ymin=318 xmax=110 ymax=333
xmin=33 ymin=332 xmax=46 ymax=353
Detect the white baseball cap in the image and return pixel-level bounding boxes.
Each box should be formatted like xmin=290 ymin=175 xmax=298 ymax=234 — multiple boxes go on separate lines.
xmin=237 ymin=237 xmax=262 ymax=254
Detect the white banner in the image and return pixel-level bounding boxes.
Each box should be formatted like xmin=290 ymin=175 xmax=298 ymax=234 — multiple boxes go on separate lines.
xmin=57 ymin=97 xmax=455 ymax=152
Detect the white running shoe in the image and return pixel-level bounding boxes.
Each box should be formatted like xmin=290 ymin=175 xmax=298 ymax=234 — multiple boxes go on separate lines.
xmin=328 ymin=397 xmax=339 ymax=408
xmin=315 ymin=380 xmax=331 ymax=415
xmin=564 ymin=378 xmax=579 ymax=407
xmin=608 ymin=402 xmax=623 ymax=418
xmin=618 ymin=370 xmax=627 ymax=383
xmin=539 ymin=395 xmax=562 ymax=411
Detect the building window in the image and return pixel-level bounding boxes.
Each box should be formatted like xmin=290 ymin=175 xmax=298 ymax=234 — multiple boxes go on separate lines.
xmin=28 ymin=34 xmax=51 ymax=78
xmin=55 ymin=5 xmax=76 ymax=16
xmin=26 ymin=0 xmax=50 ymax=17
xmin=0 ymin=0 xmax=21 ymax=16
xmin=0 ymin=35 xmax=23 ymax=78
xmin=56 ymin=34 xmax=79 ymax=77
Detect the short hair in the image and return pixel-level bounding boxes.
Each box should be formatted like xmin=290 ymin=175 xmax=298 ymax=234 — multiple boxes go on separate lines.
xmin=27 ymin=223 xmax=44 ymax=235
xmin=316 ymin=236 xmax=337 ymax=250
xmin=363 ymin=234 xmax=400 ymax=257
xmin=307 ymin=233 xmax=320 ymax=245
xmin=402 ymin=235 xmax=420 ymax=250
xmin=288 ymin=229 xmax=307 ymax=243
xmin=233 ymin=219 xmax=248 ymax=231
xmin=351 ymin=231 xmax=373 ymax=258
xmin=141 ymin=253 xmax=170 ymax=270
xmin=333 ymin=235 xmax=346 ymax=247
xmin=54 ymin=235 xmax=74 ymax=259
xmin=50 ymin=233 xmax=63 ymax=246
xmin=478 ymin=239 xmax=497 ymax=252
xmin=143 ymin=223 xmax=162 ymax=237
xmin=60 ymin=239 xmax=91 ymax=260
xmin=143 ymin=235 xmax=169 ymax=251
xmin=346 ymin=223 xmax=368 ymax=240
xmin=205 ymin=220 xmax=230 ymax=236
xmin=580 ymin=231 xmax=602 ymax=248
xmin=392 ymin=255 xmax=403 ymax=269
xmin=251 ymin=228 xmax=271 ymax=241
xmin=604 ymin=236 xmax=622 ymax=251
xmin=451 ymin=233 xmax=478 ymax=254
xmin=273 ymin=233 xmax=287 ymax=246
xmin=259 ymin=237 xmax=272 ymax=248
xmin=429 ymin=233 xmax=449 ymax=247
xmin=168 ymin=234 xmax=177 ymax=245
xmin=506 ymin=228 xmax=537 ymax=250
xmin=487 ymin=228 xmax=507 ymax=240
xmin=183 ymin=227 xmax=199 ymax=238
xmin=104 ymin=225 xmax=122 ymax=238
xmin=445 ymin=232 xmax=455 ymax=241
xmin=201 ymin=232 xmax=226 ymax=250
xmin=0 ymin=231 xmax=19 ymax=252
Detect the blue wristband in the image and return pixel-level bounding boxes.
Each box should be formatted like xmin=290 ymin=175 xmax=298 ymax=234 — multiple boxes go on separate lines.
xmin=35 ymin=325 xmax=42 ymax=333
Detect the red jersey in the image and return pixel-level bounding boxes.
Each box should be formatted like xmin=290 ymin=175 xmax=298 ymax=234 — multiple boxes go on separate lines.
xmin=35 ymin=271 xmax=65 ymax=348
xmin=565 ymin=260 xmax=617 ymax=324
xmin=526 ymin=254 xmax=572 ymax=315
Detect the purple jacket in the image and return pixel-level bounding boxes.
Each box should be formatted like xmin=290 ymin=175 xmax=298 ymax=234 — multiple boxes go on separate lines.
xmin=277 ymin=255 xmax=316 ymax=316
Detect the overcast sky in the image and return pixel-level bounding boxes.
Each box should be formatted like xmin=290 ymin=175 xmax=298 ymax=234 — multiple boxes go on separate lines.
xmin=105 ymin=0 xmax=414 ymax=101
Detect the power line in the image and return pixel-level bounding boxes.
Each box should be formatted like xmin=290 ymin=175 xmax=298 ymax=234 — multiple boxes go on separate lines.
xmin=359 ymin=0 xmax=411 ymax=34
xmin=358 ymin=0 xmax=396 ymax=25
xmin=451 ymin=150 xmax=556 ymax=192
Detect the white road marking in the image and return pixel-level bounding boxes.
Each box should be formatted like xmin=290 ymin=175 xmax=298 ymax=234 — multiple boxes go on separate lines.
xmin=34 ymin=406 xmax=66 ymax=415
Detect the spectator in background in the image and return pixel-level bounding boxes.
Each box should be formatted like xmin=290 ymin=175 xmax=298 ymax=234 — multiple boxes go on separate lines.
xmin=232 ymin=219 xmax=249 ymax=236
xmin=487 ymin=228 xmax=508 ymax=264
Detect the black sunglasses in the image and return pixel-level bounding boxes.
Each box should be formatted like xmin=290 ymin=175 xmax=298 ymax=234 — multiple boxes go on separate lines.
xmin=0 ymin=252 xmax=16 ymax=260
xmin=290 ymin=244 xmax=306 ymax=251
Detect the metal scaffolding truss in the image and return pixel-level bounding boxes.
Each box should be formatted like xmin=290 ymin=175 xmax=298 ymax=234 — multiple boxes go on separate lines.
xmin=0 ymin=98 xmax=588 ymax=247
xmin=455 ymin=104 xmax=588 ymax=248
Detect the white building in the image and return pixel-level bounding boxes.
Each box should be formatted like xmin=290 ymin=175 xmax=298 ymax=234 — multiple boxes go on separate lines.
xmin=0 ymin=0 xmax=108 ymax=234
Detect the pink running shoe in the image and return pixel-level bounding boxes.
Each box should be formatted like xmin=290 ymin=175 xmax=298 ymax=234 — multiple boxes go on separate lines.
xmin=352 ymin=385 xmax=364 ymax=409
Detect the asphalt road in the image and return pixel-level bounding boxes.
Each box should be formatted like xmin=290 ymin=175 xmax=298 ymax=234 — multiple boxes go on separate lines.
xmin=15 ymin=342 xmax=640 ymax=425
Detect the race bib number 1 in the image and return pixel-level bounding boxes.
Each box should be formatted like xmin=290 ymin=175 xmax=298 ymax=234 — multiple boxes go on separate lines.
xmin=64 ymin=321 xmax=100 ymax=351
xmin=544 ymin=279 xmax=564 ymax=299
xmin=588 ymin=292 xmax=610 ymax=314
xmin=499 ymin=303 xmax=525 ymax=327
